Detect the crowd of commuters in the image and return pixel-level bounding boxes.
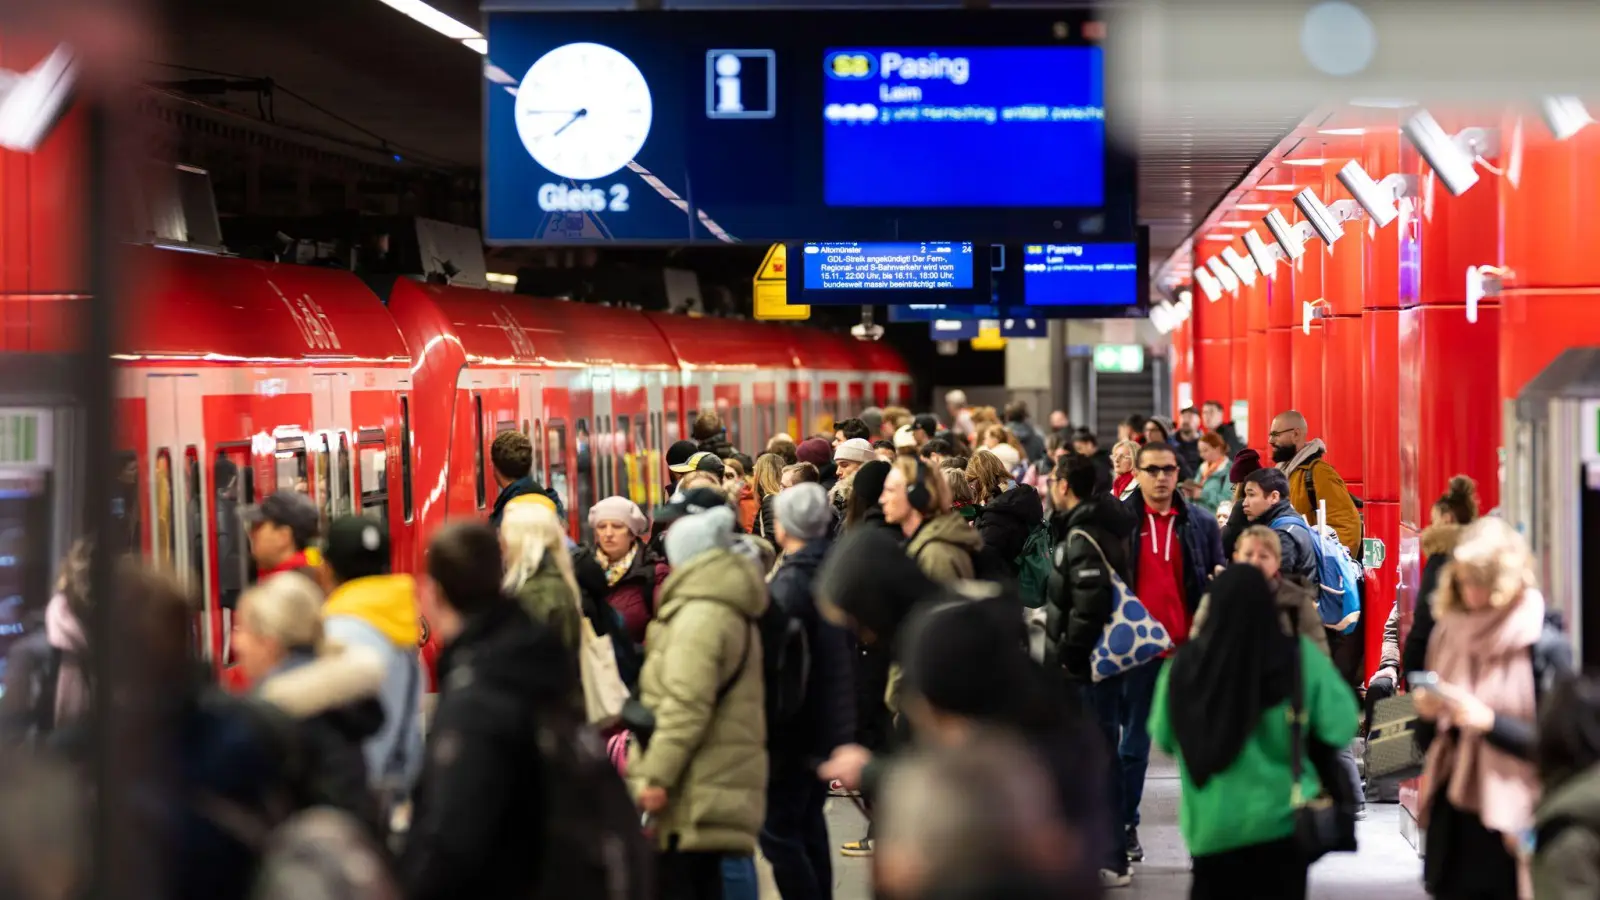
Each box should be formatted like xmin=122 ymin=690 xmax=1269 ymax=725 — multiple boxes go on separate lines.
xmin=0 ymin=391 xmax=1588 ymax=900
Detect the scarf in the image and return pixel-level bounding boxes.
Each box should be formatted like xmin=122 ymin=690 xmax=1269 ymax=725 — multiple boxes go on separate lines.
xmin=1168 ymin=565 xmax=1298 ymax=789
xmin=45 ymin=591 xmax=89 ymax=727
xmin=597 ymin=543 xmax=639 ymax=588
xmin=1420 ymin=585 xmax=1543 ymax=896
xmin=1277 ymin=438 xmax=1327 ymax=476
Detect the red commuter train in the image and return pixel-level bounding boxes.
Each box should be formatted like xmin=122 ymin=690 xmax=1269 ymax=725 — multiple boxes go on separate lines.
xmin=110 ymin=246 xmax=911 ymax=668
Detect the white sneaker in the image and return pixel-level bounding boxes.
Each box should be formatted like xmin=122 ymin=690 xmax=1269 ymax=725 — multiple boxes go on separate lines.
xmin=1099 ymin=868 xmax=1133 ymax=888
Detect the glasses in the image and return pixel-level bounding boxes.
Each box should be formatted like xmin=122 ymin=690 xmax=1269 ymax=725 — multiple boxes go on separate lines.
xmin=1268 ymin=428 xmax=1299 ymax=439
xmin=1139 ymin=465 xmax=1180 ymax=477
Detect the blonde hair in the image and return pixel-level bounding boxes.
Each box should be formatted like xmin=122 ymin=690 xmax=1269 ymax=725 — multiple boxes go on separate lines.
xmin=966 ymin=449 xmax=1012 ymax=504
xmin=754 ymin=453 xmax=785 ymax=496
xmin=501 ymin=501 xmax=582 ymax=607
xmin=240 ymin=572 xmax=326 ymax=654
xmin=980 ymin=423 xmax=1020 ymax=453
xmin=1434 ymin=517 xmax=1537 ymax=616
xmin=894 ymin=456 xmax=950 ymax=515
xmin=882 ymin=406 xmax=912 ymax=431
xmin=1236 ymin=525 xmax=1282 ymax=560
xmin=678 ymin=471 xmax=722 ymax=493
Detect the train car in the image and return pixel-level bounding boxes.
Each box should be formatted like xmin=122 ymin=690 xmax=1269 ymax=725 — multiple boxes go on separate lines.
xmin=4 ymin=243 xmax=911 ymax=674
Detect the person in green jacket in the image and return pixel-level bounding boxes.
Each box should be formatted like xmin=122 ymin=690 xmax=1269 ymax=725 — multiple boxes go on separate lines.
xmin=1194 ymin=433 xmax=1233 ymax=513
xmin=499 ymin=497 xmax=582 ymax=652
xmin=1147 ymin=564 xmax=1358 ymax=900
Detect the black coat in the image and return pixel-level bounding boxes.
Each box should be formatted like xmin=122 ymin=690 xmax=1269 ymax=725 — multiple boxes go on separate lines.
xmin=1402 ymin=552 xmax=1449 ymax=679
xmin=1047 ymin=496 xmax=1134 ymax=681
xmin=975 ymin=483 xmax=1044 ymax=572
xmin=766 ymin=540 xmax=856 ymax=768
xmin=488 ymin=476 xmax=565 ymax=530
xmin=1122 ymin=488 xmax=1225 ymax=616
xmin=399 ymin=599 xmax=577 ymax=900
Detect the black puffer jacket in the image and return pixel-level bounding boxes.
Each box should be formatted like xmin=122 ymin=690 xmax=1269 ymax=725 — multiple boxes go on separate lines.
xmin=753 ymin=491 xmax=778 ymax=543
xmin=400 ymin=600 xmax=577 ymax=900
xmin=1046 ymin=495 xmax=1134 ymax=681
xmin=766 ymin=540 xmax=855 ymax=768
xmin=975 ymin=483 xmax=1044 ymax=573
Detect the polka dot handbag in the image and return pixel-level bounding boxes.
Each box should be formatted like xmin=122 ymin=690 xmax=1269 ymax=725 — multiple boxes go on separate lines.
xmin=1066 ymin=528 xmax=1174 ymax=682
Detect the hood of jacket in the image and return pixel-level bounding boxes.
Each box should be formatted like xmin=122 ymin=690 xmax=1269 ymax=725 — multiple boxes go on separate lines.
xmin=323 ymin=574 xmax=420 ymax=648
xmin=1539 ymin=761 xmax=1600 ymax=835
xmin=657 ymin=548 xmax=768 ymax=622
xmin=439 ymin=597 xmax=578 ymax=706
xmin=1422 ymin=521 xmax=1463 ymax=557
xmin=983 ymin=483 xmax=1045 ymax=529
xmin=489 ymin=475 xmax=562 ymax=524
xmin=256 ymin=646 xmax=386 ymax=741
xmin=909 ymin=510 xmax=984 ymax=558
xmin=1059 ymin=493 xmax=1134 ymax=539
xmin=815 ymin=526 xmax=936 ymax=650
xmin=1279 ymin=438 xmax=1327 ymax=475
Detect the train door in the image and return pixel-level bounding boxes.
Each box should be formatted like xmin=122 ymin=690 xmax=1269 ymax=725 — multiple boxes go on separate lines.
xmin=818 ymin=379 xmax=840 ymax=435
xmin=614 ymin=374 xmax=650 ymax=508
xmin=713 ymin=383 xmax=742 ymax=455
xmin=847 ymin=381 xmax=865 ymax=421
xmin=146 ymin=374 xmax=216 ymax=663
xmin=753 ymin=379 xmax=778 ymax=454
xmin=517 ymin=371 xmax=544 ymax=481
xmin=590 ymin=368 xmax=615 ymax=532
xmin=644 ymin=375 xmax=666 ymax=507
xmin=788 ymin=379 xmax=807 ymax=439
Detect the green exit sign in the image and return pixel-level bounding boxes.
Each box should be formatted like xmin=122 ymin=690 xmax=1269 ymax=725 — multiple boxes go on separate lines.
xmin=1094 ymin=344 xmax=1145 ymax=374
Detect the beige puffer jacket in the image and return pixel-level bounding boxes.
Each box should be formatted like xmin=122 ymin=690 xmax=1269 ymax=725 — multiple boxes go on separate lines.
xmin=628 ymin=548 xmax=769 ymax=853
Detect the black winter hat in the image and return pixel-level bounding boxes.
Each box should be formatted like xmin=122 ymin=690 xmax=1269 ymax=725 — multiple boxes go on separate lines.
xmin=900 ymin=595 xmax=1030 ymax=720
xmin=666 ymin=440 xmax=701 ymax=474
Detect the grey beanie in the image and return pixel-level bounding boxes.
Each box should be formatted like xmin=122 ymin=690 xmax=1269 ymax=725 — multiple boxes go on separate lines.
xmin=663 ymin=504 xmax=737 ymax=566
xmin=776 ymin=482 xmax=833 ymax=541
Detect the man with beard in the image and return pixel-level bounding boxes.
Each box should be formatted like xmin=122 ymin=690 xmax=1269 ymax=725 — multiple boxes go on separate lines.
xmin=1266 ymin=410 xmax=1361 ymax=558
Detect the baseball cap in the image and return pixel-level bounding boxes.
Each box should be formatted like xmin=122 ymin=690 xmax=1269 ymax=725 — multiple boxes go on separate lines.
xmin=323 ymin=515 xmax=391 ymax=580
xmin=240 ymin=490 xmax=320 ymax=549
xmin=685 ymin=450 xmax=725 ymax=475
xmin=912 ymin=414 xmax=939 ymax=436
xmin=666 ymin=440 xmax=701 ymax=474
xmin=653 ymin=486 xmax=731 ymax=527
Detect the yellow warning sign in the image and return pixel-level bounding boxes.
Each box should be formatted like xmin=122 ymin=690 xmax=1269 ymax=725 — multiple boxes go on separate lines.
xmin=971 ymin=321 xmax=1006 ymax=351
xmin=753 ymin=243 xmax=809 ymax=321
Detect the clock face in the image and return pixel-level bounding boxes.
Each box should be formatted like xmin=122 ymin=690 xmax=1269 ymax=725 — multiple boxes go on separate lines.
xmin=514 ymin=42 xmax=653 ymax=182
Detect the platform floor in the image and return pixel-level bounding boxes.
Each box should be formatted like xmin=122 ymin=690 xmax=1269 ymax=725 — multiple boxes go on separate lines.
xmin=821 ymin=755 xmax=1429 ymax=899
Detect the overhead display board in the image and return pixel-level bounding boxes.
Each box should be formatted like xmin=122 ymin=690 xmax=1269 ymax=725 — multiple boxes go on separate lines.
xmin=886 ymin=304 xmax=999 ymax=323
xmin=1021 ymin=242 xmax=1140 ymax=306
xmin=802 ymin=241 xmax=974 ymax=291
xmin=483 ymin=9 xmax=1132 ymax=244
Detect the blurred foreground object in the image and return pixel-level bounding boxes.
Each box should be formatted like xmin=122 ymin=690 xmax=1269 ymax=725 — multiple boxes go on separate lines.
xmin=251 ymin=808 xmax=400 ymax=900
xmin=0 ymin=43 xmax=75 ymax=153
xmin=0 ymin=751 xmax=86 ymax=900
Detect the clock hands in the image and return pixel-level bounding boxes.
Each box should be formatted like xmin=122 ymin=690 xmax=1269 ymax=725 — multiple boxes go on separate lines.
xmin=552 ymin=108 xmax=589 ymax=137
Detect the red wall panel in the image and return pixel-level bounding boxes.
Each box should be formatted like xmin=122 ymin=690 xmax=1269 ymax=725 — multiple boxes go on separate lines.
xmin=1291 ymin=320 xmax=1324 ymax=444
xmin=1320 ymin=315 xmax=1366 ymax=486
xmin=1266 ymin=328 xmax=1294 ymax=423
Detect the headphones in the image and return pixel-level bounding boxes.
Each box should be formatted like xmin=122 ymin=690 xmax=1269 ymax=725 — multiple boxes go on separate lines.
xmin=906 ymin=459 xmax=933 ymax=511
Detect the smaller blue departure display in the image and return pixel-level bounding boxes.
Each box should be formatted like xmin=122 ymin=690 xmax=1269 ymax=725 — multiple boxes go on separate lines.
xmin=1021 ymin=243 xmax=1140 ymax=306
xmin=802 ymin=242 xmax=975 ymax=290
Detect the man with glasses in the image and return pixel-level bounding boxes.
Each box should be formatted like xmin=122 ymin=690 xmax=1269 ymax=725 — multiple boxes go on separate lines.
xmin=1267 ymin=410 xmax=1361 ymax=558
xmin=1118 ymin=443 xmax=1224 ymax=865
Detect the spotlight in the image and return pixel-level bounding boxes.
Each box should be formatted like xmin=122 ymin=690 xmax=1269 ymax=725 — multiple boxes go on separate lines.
xmin=1265 ymin=209 xmax=1306 ymax=261
xmin=1336 ymin=161 xmax=1413 ymax=228
xmin=1294 ymin=188 xmax=1344 ymax=246
xmin=1541 ymin=96 xmax=1593 ymax=141
xmin=1402 ymin=109 xmax=1496 ymax=197
xmin=1221 ymin=246 xmax=1258 ymax=286
xmin=1205 ymin=256 xmax=1240 ymax=293
xmin=1194 ymin=268 xmax=1223 ymax=302
xmin=1243 ymin=229 xmax=1280 ymax=275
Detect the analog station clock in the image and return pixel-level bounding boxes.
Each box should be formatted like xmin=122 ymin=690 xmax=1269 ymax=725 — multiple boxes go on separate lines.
xmin=514 ymin=42 xmax=654 ymax=181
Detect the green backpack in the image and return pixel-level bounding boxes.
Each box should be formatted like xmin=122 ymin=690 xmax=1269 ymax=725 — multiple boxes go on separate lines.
xmin=1014 ymin=520 xmax=1055 ymax=609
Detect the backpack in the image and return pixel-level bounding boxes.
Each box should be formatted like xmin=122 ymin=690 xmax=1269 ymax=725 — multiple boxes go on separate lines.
xmin=1272 ymin=515 xmax=1362 ymax=634
xmin=1013 ymin=520 xmax=1055 ymax=609
xmin=532 ymin=714 xmax=654 ymax=900
xmin=757 ymin=601 xmax=810 ymax=730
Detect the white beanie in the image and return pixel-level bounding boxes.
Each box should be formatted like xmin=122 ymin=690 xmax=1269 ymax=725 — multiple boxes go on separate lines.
xmin=833 ymin=438 xmax=874 ymax=464
xmin=989 ymin=443 xmax=1021 ymax=472
xmin=663 ymin=505 xmax=737 ymax=566
xmin=893 ymin=425 xmax=918 ymax=449
xmin=776 ymin=482 xmax=832 ymax=541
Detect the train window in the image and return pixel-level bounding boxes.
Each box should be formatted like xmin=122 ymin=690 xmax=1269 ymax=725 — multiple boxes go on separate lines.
xmin=497 ymin=420 xmax=516 ymax=435
xmin=357 ymin=440 xmax=389 ymax=532
xmin=726 ymin=406 xmax=742 ymax=452
xmin=153 ymin=449 xmax=175 ymax=572
xmin=574 ymin=418 xmax=593 ymax=522
xmin=760 ymin=405 xmax=776 ymax=448
xmin=473 ymin=394 xmax=487 ymax=510
xmin=533 ymin=418 xmax=545 ymax=482
xmin=336 ymin=434 xmax=353 ymax=518
xmin=600 ymin=414 xmax=614 ymax=499
xmin=213 ymin=445 xmax=252 ymax=608
xmin=184 ymin=447 xmax=206 ymax=596
xmin=113 ymin=450 xmax=141 ymax=555
xmin=314 ymin=435 xmax=332 ymax=535
xmin=275 ymin=437 xmax=308 ymax=496
xmin=546 ymin=419 xmax=569 ymax=517
xmin=615 ymin=415 xmax=632 ymax=504
xmin=400 ymin=396 xmax=414 ymax=522
xmin=631 ymin=415 xmax=649 ymax=506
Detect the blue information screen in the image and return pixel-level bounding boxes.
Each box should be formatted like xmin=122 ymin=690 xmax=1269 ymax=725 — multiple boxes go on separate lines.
xmin=802 ymin=242 xmax=974 ymax=290
xmin=1021 ymin=242 xmax=1140 ymax=306
xmin=823 ymin=47 xmax=1104 ymax=208
xmin=887 ymin=303 xmax=998 ymax=323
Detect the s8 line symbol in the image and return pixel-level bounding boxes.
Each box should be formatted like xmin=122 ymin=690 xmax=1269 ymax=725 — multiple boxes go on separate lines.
xmin=825 ymin=51 xmax=876 ymax=80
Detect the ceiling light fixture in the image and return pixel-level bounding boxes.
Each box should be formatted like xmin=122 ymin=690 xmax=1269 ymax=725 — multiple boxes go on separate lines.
xmin=1265 ymin=209 xmax=1307 ymax=261
xmin=1221 ymin=246 xmax=1258 ymax=286
xmin=1541 ymin=96 xmax=1593 ymax=141
xmin=1317 ymin=127 xmax=1366 ymax=136
xmin=1194 ymin=268 xmax=1223 ymax=302
xmin=373 ymin=0 xmax=487 ymax=54
xmin=1243 ymin=229 xmax=1281 ymax=275
xmin=1235 ymin=203 xmax=1274 ymax=211
xmin=1206 ymin=256 xmax=1240 ymax=293
xmin=1282 ymin=158 xmax=1333 ymax=166
xmin=1254 ymin=183 xmax=1301 ymax=192
xmin=1336 ymin=159 xmax=1416 ymax=228
xmin=1402 ymin=109 xmax=1498 ymax=196
xmin=1216 ymin=220 xmax=1252 ymax=228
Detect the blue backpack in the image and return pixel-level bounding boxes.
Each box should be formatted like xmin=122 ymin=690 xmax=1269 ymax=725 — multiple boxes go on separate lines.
xmin=1272 ymin=515 xmax=1362 ymax=634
